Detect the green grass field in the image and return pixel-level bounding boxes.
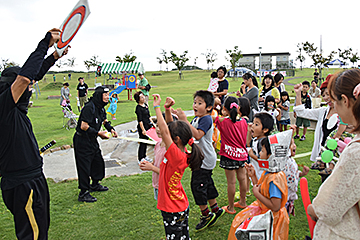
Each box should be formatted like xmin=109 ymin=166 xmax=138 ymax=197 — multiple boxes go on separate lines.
xmin=0 ymin=68 xmax=332 ymax=239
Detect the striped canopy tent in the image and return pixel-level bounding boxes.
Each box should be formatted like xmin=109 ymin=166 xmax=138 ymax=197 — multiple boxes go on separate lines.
xmin=100 ymin=62 xmax=145 ymax=74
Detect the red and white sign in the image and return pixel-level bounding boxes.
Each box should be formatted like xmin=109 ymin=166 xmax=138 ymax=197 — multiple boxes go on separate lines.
xmin=55 ymin=0 xmax=91 ymax=56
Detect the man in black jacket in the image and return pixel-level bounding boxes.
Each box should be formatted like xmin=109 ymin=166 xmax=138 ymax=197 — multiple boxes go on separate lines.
xmin=0 ymin=28 xmax=68 ymax=239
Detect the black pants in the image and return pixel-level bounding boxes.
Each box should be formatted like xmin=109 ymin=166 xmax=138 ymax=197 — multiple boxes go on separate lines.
xmin=2 ymin=174 xmax=50 ymax=240
xmin=161 ymin=206 xmax=189 ymax=240
xmin=73 ymin=134 xmax=105 ymax=191
xmin=138 ymin=130 xmax=149 ymax=161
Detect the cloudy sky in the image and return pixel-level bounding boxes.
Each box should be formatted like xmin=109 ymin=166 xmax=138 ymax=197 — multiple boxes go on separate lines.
xmin=1 ymin=0 xmax=360 ymax=72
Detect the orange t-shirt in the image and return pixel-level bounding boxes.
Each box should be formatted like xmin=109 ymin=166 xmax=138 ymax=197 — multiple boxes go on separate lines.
xmin=157 ymin=143 xmax=189 ymax=213
xmin=228 ymin=171 xmax=289 ymax=240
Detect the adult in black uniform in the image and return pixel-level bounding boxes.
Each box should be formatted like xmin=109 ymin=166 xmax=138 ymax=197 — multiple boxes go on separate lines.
xmin=73 ymin=86 xmax=118 ymax=202
xmin=0 ymin=28 xmax=68 ymax=239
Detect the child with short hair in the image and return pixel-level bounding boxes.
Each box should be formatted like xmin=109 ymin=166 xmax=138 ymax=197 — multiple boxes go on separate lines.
xmin=177 ymin=90 xmax=224 ymax=231
xmin=106 ymin=93 xmax=118 ymax=120
xmin=152 ymin=94 xmax=204 ymax=240
xmin=294 ymin=80 xmax=312 ymax=141
xmin=262 ymin=95 xmax=281 ymax=131
xmin=207 ymin=72 xmax=219 ymax=93
xmin=278 ymin=91 xmax=291 ymax=132
xmin=248 ymin=112 xmax=274 ymax=180
xmin=213 ymin=96 xmax=248 ymax=214
xmin=139 ymin=123 xmax=166 ymax=201
xmin=228 ymin=130 xmax=292 ymax=240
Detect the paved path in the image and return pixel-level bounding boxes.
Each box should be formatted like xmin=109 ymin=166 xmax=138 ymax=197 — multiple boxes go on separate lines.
xmin=283 ymin=76 xmax=311 ymax=86
xmin=43 ymin=110 xmax=194 ymax=183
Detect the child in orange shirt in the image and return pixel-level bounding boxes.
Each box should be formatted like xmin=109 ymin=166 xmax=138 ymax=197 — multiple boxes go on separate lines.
xmin=228 ymin=130 xmax=291 ymax=240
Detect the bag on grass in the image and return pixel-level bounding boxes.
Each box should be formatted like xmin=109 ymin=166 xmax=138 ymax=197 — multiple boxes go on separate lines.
xmin=235 ymin=210 xmax=273 ymax=240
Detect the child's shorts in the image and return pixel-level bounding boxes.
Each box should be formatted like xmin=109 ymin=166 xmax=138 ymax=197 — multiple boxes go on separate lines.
xmin=219 ymin=156 xmax=245 ymax=170
xmin=296 ymin=117 xmax=310 ymax=128
xmin=279 ymin=119 xmax=291 ymax=125
xmin=161 ymin=206 xmax=189 ymax=240
xmin=191 ymin=169 xmax=219 ymax=205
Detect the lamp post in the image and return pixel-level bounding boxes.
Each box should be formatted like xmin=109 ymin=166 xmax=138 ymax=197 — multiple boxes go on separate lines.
xmin=259 ymin=47 xmax=262 ymax=82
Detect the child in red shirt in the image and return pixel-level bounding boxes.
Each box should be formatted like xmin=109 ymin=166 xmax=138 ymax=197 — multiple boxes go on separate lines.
xmin=214 ymin=96 xmax=249 ymax=214
xmin=152 ymin=94 xmax=204 ymax=240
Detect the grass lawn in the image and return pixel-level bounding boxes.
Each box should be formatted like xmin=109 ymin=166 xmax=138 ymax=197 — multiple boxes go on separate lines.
xmin=0 ymin=69 xmax=325 ymax=239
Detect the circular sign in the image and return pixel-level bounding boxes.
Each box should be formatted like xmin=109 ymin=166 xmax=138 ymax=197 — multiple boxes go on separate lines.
xmin=128 ymin=75 xmax=136 ymax=83
xmin=57 ymin=6 xmax=86 ymax=49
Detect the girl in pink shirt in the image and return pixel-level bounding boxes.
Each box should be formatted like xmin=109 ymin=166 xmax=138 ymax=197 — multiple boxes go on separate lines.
xmin=214 ymin=96 xmax=249 ymax=214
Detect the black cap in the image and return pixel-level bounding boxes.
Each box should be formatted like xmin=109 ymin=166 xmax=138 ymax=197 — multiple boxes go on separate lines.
xmin=138 ymin=72 xmax=143 ymax=76
xmin=0 ymin=66 xmax=21 ymax=83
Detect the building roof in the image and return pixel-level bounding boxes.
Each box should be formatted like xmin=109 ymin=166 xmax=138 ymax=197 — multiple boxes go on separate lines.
xmin=241 ymin=52 xmax=291 ymax=57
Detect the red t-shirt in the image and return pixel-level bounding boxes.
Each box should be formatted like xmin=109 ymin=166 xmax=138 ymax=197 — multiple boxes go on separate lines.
xmin=157 ymin=143 xmax=189 ymax=212
xmin=215 ymin=117 xmax=248 ymax=161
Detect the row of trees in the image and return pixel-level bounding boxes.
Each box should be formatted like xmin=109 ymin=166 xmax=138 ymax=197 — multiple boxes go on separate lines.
xmin=296 ymin=42 xmax=360 ymax=79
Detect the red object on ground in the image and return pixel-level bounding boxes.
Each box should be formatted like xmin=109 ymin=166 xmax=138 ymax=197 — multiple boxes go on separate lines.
xmin=300 ymin=177 xmax=316 ymax=238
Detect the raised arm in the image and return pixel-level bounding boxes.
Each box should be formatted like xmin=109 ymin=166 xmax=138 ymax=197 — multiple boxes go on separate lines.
xmin=153 ymin=94 xmax=173 ymax=150
xmin=11 ymin=28 xmax=61 ymax=103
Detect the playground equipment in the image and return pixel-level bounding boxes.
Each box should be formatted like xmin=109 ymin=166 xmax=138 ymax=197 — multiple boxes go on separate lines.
xmin=99 ymin=62 xmax=145 ymax=100
xmin=109 ymin=74 xmax=137 ymax=100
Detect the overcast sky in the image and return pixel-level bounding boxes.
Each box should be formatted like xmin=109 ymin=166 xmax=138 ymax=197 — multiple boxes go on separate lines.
xmin=1 ymin=0 xmax=360 ymax=72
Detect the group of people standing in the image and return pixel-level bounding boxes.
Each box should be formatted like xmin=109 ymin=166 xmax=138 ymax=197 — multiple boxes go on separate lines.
xmin=0 ymin=27 xmax=359 ymax=240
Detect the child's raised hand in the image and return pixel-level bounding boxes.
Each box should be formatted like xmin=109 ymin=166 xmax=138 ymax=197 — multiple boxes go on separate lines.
xmin=152 ymin=94 xmax=161 ymax=107
xmin=176 ymin=108 xmax=187 ymax=121
xmin=165 ymin=97 xmax=175 ymax=108
xmin=294 ymin=83 xmax=303 ymax=94
xmin=245 ymin=162 xmax=255 ymax=178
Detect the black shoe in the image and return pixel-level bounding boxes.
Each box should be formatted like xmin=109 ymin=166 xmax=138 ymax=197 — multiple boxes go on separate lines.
xmin=208 ymin=208 xmax=225 ymax=227
xmin=89 ymin=183 xmax=109 ymax=192
xmin=195 ymin=213 xmax=215 ymax=231
xmin=78 ymin=191 xmax=97 ymax=202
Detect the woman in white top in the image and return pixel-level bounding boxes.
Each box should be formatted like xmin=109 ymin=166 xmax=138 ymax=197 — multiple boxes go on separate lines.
xmin=307 ymin=69 xmax=360 ymax=240
xmin=293 ymin=75 xmax=346 ymax=168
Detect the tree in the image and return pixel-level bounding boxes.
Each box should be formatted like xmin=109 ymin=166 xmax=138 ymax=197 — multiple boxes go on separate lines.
xmin=169 ymin=50 xmax=189 ymax=79
xmin=84 ymin=55 xmax=101 ymax=78
xmin=55 ymin=60 xmax=63 ymax=69
xmin=225 ymin=46 xmax=243 ymax=80
xmin=193 ymin=57 xmax=198 ymax=70
xmin=302 ymin=41 xmax=336 ymax=81
xmin=64 ymin=57 xmax=76 ymax=68
xmin=296 ymin=43 xmax=305 ymax=70
xmin=0 ymin=58 xmax=18 ymax=71
xmin=159 ymin=49 xmax=170 ymax=71
xmin=156 ymin=57 xmax=163 ymax=71
xmin=115 ymin=50 xmax=137 ymax=63
xmin=349 ymin=52 xmax=360 ymax=67
xmin=201 ymin=49 xmax=217 ymax=71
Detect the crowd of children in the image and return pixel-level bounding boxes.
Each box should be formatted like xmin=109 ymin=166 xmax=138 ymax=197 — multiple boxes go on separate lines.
xmin=131 ymin=70 xmax=356 ymax=240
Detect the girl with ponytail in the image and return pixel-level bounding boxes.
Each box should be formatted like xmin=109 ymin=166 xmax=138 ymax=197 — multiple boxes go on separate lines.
xmin=152 ymin=94 xmax=203 ymax=239
xmin=213 ymin=96 xmax=250 ymax=214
